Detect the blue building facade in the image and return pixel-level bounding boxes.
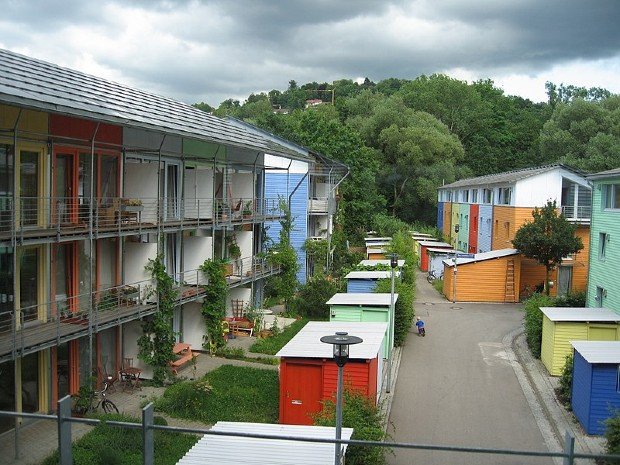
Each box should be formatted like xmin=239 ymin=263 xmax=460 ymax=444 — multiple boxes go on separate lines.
xmin=437 ymin=202 xmax=444 ymax=232
xmin=477 ymin=204 xmax=493 ymax=253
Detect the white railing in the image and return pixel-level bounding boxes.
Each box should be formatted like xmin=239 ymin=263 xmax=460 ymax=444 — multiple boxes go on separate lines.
xmin=561 ymin=205 xmax=591 ymax=221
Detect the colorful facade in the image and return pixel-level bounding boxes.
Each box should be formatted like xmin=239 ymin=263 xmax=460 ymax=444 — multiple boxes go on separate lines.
xmin=0 ymin=48 xmax=344 ymax=433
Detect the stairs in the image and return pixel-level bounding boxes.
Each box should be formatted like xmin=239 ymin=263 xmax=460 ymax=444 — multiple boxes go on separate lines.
xmin=504 ymin=259 xmax=515 ymax=302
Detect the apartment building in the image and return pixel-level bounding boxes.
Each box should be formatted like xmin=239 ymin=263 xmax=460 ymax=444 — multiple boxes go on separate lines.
xmin=437 ymin=164 xmax=592 ymax=300
xmin=586 ymin=168 xmax=620 ymax=312
xmin=0 ymin=48 xmax=341 ymax=434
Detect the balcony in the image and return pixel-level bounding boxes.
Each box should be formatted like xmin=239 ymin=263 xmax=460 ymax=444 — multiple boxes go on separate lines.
xmin=561 ymin=205 xmax=591 ymax=224
xmin=308 ymin=197 xmax=329 ymax=214
xmin=0 ymin=259 xmax=281 ymax=363
xmin=0 ymin=196 xmax=286 ymax=245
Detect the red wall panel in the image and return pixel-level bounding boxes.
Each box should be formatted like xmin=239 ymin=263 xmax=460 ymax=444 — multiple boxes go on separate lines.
xmin=468 ymin=204 xmax=479 ymax=253
xmin=49 ymin=114 xmax=122 ymax=145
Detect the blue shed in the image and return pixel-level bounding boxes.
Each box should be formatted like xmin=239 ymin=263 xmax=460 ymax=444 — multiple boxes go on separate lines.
xmin=571 ymin=341 xmax=620 ymax=435
xmin=345 ymin=271 xmax=400 ymax=293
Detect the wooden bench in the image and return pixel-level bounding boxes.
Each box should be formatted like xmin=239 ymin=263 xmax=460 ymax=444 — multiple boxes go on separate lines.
xmin=169 ymin=343 xmax=197 ymax=375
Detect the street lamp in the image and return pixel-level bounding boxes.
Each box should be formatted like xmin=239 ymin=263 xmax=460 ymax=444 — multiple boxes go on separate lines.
xmin=386 ymin=253 xmax=397 ymax=393
xmin=321 ymin=331 xmax=363 ymax=465
xmin=453 ymin=224 xmax=460 ymax=303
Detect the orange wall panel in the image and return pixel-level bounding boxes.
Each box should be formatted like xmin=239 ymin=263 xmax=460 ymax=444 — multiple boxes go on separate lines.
xmin=442 ymin=203 xmax=452 ymax=241
xmin=492 ymin=206 xmax=535 ymax=250
xmin=571 ymin=226 xmax=590 ymax=293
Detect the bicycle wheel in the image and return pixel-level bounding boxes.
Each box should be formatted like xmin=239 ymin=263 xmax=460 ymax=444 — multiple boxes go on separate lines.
xmin=102 ymin=399 xmax=119 ymax=414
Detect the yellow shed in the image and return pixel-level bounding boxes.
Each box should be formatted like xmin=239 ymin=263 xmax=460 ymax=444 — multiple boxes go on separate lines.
xmin=442 ymin=249 xmax=521 ymax=303
xmin=540 ymin=307 xmax=620 ymax=376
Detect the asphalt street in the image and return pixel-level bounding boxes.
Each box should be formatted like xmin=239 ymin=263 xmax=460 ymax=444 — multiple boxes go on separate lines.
xmin=387 ymin=274 xmax=552 ymax=465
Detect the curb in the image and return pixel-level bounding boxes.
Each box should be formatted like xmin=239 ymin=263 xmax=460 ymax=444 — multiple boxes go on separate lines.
xmin=380 ymin=346 xmax=402 ymax=433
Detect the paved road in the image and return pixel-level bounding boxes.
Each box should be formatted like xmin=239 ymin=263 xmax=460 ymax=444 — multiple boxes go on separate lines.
xmin=387 ymin=274 xmax=551 ymax=464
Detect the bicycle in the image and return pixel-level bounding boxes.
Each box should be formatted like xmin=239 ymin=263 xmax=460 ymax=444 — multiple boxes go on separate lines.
xmin=427 ymin=269 xmax=441 ymax=283
xmin=91 ymin=376 xmax=119 ymax=414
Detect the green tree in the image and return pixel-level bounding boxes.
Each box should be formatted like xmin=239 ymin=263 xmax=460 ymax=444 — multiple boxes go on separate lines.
xmin=193 ymin=101 xmax=214 ymax=113
xmin=512 ymin=201 xmax=583 ymax=295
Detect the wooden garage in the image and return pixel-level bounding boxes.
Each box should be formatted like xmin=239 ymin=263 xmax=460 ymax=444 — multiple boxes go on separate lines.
xmin=442 ymin=249 xmax=521 ymax=303
xmin=540 ymin=307 xmax=620 ymax=376
xmin=276 ymin=321 xmax=388 ymax=425
xmin=571 ymin=341 xmax=620 ymax=435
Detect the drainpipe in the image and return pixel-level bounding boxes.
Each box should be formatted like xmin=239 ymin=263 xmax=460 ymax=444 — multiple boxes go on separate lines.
xmin=156 ymin=135 xmax=166 ymax=256
xmin=326 ymin=166 xmax=349 ymax=272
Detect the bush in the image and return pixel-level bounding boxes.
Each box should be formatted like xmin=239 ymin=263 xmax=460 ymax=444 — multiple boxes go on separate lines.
xmin=375 ymin=278 xmax=414 ymax=347
xmin=290 ymin=275 xmax=340 ymax=319
xmin=523 ymin=293 xmax=556 ymax=358
xmin=557 ymin=354 xmax=573 ymax=408
xmin=605 ymin=411 xmax=620 ymax=464
xmin=314 ymin=389 xmax=387 ymax=465
xmin=432 ymin=278 xmax=444 ymax=295
xmin=555 ymin=291 xmax=586 ymax=308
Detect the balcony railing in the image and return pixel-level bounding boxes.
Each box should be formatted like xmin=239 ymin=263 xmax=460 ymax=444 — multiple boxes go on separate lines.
xmin=561 ymin=205 xmax=591 ymax=222
xmin=0 ymin=258 xmax=282 ymax=362
xmin=308 ymin=197 xmax=329 ymax=213
xmin=0 ymin=196 xmax=286 ymax=242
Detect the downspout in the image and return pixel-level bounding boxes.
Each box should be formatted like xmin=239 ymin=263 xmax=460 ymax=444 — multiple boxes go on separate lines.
xmin=251 ymin=152 xmax=259 ymax=306
xmin=157 ymin=135 xmax=167 ymax=256
xmin=88 ymin=122 xmax=100 ymax=385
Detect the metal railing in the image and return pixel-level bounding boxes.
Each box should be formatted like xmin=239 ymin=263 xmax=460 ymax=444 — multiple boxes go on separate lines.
xmin=308 ymin=197 xmax=329 ymax=213
xmin=0 ymin=196 xmax=287 ymax=238
xmin=1 ymin=398 xmax=617 ymax=465
xmin=561 ymin=205 xmax=592 ymax=221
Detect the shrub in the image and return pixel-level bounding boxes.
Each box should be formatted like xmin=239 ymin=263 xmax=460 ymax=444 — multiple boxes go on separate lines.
xmin=375 ymin=278 xmax=414 ymax=347
xmin=557 ymin=354 xmax=573 ymax=408
xmin=523 ymin=293 xmax=555 ymax=358
xmin=314 ymin=389 xmax=387 ymax=465
xmin=555 ymin=291 xmax=586 ymax=308
xmin=604 ymin=411 xmax=620 ymax=464
xmin=154 ymin=380 xmax=213 ymax=417
xmin=290 ymin=275 xmax=339 ymax=319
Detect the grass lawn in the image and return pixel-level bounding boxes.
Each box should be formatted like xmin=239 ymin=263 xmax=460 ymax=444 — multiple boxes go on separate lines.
xmin=154 ymin=365 xmax=279 ymax=423
xmin=249 ymin=318 xmax=308 ymax=355
xmin=40 ymin=414 xmax=197 ymax=465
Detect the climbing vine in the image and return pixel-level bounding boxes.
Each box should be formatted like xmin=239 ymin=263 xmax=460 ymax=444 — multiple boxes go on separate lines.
xmin=138 ymin=254 xmax=178 ymax=385
xmin=200 ymin=259 xmax=229 ymax=353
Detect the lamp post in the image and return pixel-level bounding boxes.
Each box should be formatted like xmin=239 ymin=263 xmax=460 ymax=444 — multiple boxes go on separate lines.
xmin=453 ymin=224 xmax=459 ymax=304
xmin=320 ymin=331 xmax=363 ymax=465
xmin=387 ymin=253 xmax=397 ymax=393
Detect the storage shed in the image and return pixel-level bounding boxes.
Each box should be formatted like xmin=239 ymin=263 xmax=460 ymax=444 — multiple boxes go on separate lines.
xmin=346 ymin=270 xmax=400 ymax=293
xmin=359 ymin=259 xmax=405 ymax=268
xmin=570 ymin=341 xmax=620 ymax=435
xmin=442 ymin=249 xmax=521 ymax=303
xmin=176 ymin=422 xmax=354 ymax=465
xmin=326 ymin=293 xmax=397 ymax=357
xmin=276 ymin=321 xmax=388 ymax=425
xmin=417 ymin=241 xmax=452 ymax=271
xmin=426 ymin=247 xmax=456 ymax=278
xmin=540 ymin=307 xmax=620 ymax=376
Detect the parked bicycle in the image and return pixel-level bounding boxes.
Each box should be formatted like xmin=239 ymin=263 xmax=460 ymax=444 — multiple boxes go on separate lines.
xmin=427 ymin=269 xmax=442 ymax=283
xmin=91 ymin=376 xmax=119 ymax=414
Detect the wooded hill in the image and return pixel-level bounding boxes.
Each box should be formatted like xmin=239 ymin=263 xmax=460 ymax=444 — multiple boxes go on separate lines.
xmin=194 ymin=75 xmax=619 ymax=243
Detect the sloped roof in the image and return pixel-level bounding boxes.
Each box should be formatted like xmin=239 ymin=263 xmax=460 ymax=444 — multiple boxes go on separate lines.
xmin=540 ymin=307 xmax=620 ymax=322
xmin=443 ymin=248 xmax=519 ymax=267
xmin=176 ymin=422 xmax=354 ymax=465
xmin=0 ymin=48 xmax=297 ymax=158
xmin=438 ymin=164 xmax=585 ymax=189
xmin=571 ymin=341 xmax=620 ymax=364
xmin=587 ymin=167 xmax=620 ymax=180
xmin=326 ymin=293 xmax=397 ymax=306
xmin=345 ymin=271 xmax=400 ymax=279
xmin=276 ymin=321 xmax=387 ymax=359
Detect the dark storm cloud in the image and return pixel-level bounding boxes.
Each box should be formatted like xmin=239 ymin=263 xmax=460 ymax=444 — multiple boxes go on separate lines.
xmin=0 ymin=0 xmax=618 ymax=105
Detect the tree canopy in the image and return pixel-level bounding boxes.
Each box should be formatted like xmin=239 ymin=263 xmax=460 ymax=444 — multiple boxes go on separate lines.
xmin=512 ymin=201 xmax=584 ymax=295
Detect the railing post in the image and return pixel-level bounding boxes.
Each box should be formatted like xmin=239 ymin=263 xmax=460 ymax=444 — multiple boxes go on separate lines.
xmin=142 ymin=402 xmax=154 ymax=465
xmin=563 ymin=431 xmax=575 ymax=465
xmin=58 ymin=395 xmax=73 ymax=465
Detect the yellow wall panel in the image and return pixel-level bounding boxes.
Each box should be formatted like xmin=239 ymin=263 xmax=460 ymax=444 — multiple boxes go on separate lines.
xmin=541 ymin=316 xmax=555 ymax=373
xmin=0 ymin=103 xmax=48 ymax=135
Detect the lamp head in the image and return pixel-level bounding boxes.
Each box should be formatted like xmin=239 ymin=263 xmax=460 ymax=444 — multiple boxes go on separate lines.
xmin=454 ymin=224 xmax=460 ymax=233
xmin=320 ymin=331 xmax=364 ymax=367
xmin=390 ymin=253 xmax=398 ymax=269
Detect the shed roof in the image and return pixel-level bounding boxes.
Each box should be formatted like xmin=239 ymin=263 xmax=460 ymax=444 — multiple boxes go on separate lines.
xmin=176 ymin=422 xmax=353 ymax=465
xmin=0 ymin=48 xmax=301 ymax=160
xmin=365 ymin=237 xmax=392 ymax=242
xmin=345 ymin=271 xmax=400 ymax=279
xmin=540 ymin=307 xmax=620 ymax=322
xmin=359 ymin=259 xmax=405 ymax=267
xmin=276 ymin=321 xmax=388 ymax=359
xmin=571 ymin=341 xmax=620 ymax=364
xmin=426 ymin=247 xmax=457 ymax=254
xmin=326 ymin=293 xmax=398 ymax=306
xmin=418 ymin=241 xmax=452 ymax=247
xmin=443 ymin=248 xmax=519 ymax=267
xmin=411 ymin=232 xmax=434 ymax=237
xmin=438 ymin=164 xmax=585 ymax=189
xmin=587 ymin=167 xmax=620 ymax=181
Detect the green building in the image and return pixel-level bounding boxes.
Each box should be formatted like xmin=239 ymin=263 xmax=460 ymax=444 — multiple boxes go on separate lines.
xmin=587 ymin=168 xmax=620 ymax=311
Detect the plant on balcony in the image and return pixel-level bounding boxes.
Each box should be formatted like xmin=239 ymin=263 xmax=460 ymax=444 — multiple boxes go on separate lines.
xmin=121 ymin=198 xmax=143 ymax=206
xmin=138 ymin=254 xmax=178 ymax=385
xmin=242 ymin=201 xmax=253 ymax=218
xmin=200 ymin=259 xmax=228 ymax=354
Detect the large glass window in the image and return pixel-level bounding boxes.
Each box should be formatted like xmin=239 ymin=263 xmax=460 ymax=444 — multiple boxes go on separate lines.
xmin=0 ymin=247 xmax=14 ymax=330
xmin=0 ymin=360 xmax=15 ymax=434
xmin=99 ymin=155 xmax=118 ymax=201
xmin=19 ymin=248 xmax=39 ymax=325
xmin=0 ymin=145 xmax=14 ymax=229
xmin=20 ymin=151 xmax=39 ymax=226
xmin=483 ymin=189 xmax=493 ymax=204
xmin=604 ymin=184 xmax=620 ymax=209
xmin=21 ymin=352 xmax=39 ymax=413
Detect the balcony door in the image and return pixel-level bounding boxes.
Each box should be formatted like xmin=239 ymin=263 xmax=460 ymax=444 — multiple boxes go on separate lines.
xmin=53 ymin=150 xmax=78 ymax=224
xmin=19 ymin=150 xmax=41 ymax=227
xmin=161 ymin=161 xmax=181 ymax=220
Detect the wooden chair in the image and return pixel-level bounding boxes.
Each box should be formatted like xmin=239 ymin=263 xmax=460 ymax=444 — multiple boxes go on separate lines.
xmin=231 ymin=299 xmax=245 ymax=319
xmin=230 ymin=299 xmax=254 ymax=336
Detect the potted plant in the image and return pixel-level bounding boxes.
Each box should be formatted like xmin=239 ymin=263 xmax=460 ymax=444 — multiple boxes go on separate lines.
xmin=121 ymin=198 xmax=144 ymax=212
xmin=72 ymin=377 xmax=95 ymax=416
xmin=228 ymin=243 xmax=241 ymax=259
xmin=242 ymin=201 xmax=253 ymax=219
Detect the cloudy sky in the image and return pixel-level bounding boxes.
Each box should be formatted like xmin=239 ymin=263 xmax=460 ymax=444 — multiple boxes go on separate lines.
xmin=1 ymin=0 xmax=619 ymax=107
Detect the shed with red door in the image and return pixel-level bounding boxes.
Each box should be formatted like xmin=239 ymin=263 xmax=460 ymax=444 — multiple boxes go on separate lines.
xmin=418 ymin=241 xmax=452 ymax=271
xmin=276 ymin=321 xmax=387 ymax=425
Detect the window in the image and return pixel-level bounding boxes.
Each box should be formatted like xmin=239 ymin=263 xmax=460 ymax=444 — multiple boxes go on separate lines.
xmin=472 ymin=189 xmax=478 ymax=203
xmin=499 ymin=187 xmax=512 ymax=205
xmin=462 ymin=190 xmax=469 ymax=203
xmin=483 ymin=188 xmax=493 ymax=204
xmin=447 ymin=191 xmax=452 ymax=202
xmin=603 ymin=184 xmax=620 ymax=209
xmin=599 ymin=232 xmax=609 ymax=260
